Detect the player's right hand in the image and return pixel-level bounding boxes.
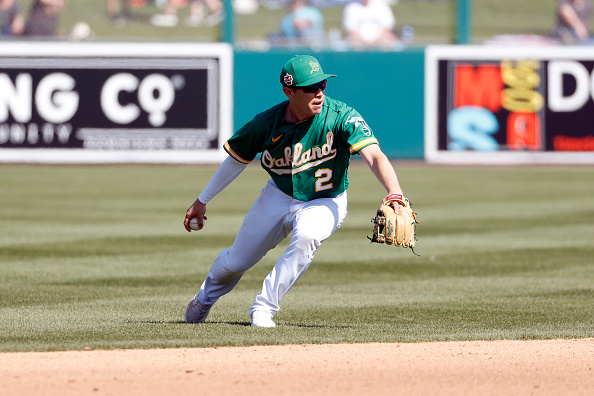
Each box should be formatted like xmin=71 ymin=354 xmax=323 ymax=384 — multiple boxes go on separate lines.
xmin=184 ymin=199 xmax=207 ymax=232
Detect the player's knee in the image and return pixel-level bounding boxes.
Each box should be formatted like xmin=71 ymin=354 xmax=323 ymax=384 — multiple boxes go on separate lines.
xmin=209 ymin=264 xmax=243 ymax=284
xmin=293 ymin=229 xmax=325 ymax=253
xmin=209 ymin=250 xmax=244 ymax=282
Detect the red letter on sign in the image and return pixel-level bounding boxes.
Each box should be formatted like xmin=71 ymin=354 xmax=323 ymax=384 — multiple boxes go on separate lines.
xmin=455 ymin=64 xmax=503 ymax=113
xmin=506 ymin=112 xmax=542 ymax=150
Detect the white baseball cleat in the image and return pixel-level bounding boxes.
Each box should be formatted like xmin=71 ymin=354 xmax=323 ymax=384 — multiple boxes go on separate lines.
xmin=250 ymin=310 xmax=276 ymax=328
xmin=185 ymin=294 xmax=212 ymax=323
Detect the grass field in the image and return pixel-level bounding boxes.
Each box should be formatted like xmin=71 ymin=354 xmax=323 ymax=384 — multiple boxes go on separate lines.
xmin=1 ymin=162 xmax=593 ymax=352
xmin=14 ymin=0 xmax=565 ymax=43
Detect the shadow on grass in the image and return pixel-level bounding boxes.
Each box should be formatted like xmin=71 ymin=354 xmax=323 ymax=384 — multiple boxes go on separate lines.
xmin=140 ymin=320 xmax=251 ymax=326
xmin=139 ymin=320 xmax=352 ymax=328
xmin=283 ymin=323 xmax=353 ymax=329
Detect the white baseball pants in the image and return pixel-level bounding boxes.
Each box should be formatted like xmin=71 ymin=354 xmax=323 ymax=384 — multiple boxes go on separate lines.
xmin=196 ymin=179 xmax=348 ymax=318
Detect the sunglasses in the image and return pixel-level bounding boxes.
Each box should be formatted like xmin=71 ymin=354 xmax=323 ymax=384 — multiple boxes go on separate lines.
xmin=300 ymin=80 xmax=327 ymax=93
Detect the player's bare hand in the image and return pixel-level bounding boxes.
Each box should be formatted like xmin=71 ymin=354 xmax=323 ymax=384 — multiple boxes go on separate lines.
xmin=184 ymin=198 xmax=207 ymax=232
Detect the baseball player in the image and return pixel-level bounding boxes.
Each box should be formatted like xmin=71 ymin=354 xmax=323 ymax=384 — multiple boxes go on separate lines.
xmin=183 ymin=54 xmax=406 ymax=327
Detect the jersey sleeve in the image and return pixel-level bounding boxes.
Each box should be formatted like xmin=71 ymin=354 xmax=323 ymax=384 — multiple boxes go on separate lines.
xmin=223 ymin=118 xmax=265 ymax=164
xmin=340 ymin=107 xmax=379 ymax=154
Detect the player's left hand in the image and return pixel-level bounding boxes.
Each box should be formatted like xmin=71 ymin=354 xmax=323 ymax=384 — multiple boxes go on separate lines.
xmin=368 ymin=194 xmax=419 ymax=254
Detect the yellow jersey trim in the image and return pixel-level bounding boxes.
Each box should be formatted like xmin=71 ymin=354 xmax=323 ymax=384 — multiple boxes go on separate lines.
xmin=349 ymin=137 xmax=379 ymax=153
xmin=224 ymin=142 xmax=251 ymax=164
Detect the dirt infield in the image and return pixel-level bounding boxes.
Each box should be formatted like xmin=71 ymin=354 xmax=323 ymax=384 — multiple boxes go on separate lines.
xmin=2 ymin=338 xmax=592 ymax=396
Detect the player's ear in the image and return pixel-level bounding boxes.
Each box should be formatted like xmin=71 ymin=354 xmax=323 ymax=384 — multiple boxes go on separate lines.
xmin=283 ymin=86 xmax=294 ymax=99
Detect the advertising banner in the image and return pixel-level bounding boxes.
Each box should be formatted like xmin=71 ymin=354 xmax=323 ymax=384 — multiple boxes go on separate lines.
xmin=425 ymin=46 xmax=594 ymax=164
xmin=0 ymin=43 xmax=232 ymax=163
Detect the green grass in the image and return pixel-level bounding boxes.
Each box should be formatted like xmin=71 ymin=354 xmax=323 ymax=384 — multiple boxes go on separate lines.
xmin=14 ymin=0 xmax=568 ymax=43
xmin=1 ymin=163 xmax=593 ymax=352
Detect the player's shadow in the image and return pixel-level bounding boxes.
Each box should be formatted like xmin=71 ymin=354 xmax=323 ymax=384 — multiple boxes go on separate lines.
xmin=284 ymin=323 xmax=353 ymax=328
xmin=141 ymin=320 xmax=352 ymax=328
xmin=141 ymin=320 xmax=250 ymax=326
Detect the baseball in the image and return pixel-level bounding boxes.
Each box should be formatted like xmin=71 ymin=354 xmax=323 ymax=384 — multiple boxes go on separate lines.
xmin=189 ymin=218 xmax=201 ymax=231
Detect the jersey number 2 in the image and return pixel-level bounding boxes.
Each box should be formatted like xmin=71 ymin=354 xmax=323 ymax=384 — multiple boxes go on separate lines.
xmin=315 ymin=169 xmax=333 ymax=192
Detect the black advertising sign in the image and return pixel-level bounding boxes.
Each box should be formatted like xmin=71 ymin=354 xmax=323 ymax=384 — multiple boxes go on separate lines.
xmin=426 ymin=46 xmax=594 ymax=164
xmin=0 ymin=43 xmax=233 ymax=163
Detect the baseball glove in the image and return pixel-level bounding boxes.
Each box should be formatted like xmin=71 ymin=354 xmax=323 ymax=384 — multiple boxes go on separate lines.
xmin=369 ymin=194 xmax=419 ymax=255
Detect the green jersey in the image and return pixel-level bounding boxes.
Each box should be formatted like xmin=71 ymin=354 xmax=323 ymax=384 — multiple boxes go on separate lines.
xmin=224 ymin=96 xmax=379 ymax=201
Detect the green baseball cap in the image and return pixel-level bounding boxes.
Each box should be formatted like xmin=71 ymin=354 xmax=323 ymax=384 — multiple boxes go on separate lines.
xmin=280 ymin=55 xmax=337 ymax=87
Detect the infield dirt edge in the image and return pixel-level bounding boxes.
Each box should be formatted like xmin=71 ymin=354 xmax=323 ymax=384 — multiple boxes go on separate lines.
xmin=2 ymin=338 xmax=593 ymax=396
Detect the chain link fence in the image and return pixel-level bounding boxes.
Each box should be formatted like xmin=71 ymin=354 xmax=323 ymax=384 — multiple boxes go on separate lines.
xmin=0 ymin=0 xmax=583 ymax=48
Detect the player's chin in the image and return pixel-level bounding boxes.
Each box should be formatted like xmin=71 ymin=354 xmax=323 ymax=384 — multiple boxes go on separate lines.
xmin=310 ymin=103 xmax=323 ymax=113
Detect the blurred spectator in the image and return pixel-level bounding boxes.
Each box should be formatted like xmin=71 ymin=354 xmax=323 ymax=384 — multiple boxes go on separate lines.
xmin=150 ymin=0 xmax=224 ymax=27
xmin=23 ymin=0 xmax=66 ymax=37
xmin=342 ymin=0 xmax=399 ymax=49
xmin=1 ymin=0 xmax=25 ymax=36
xmin=552 ymin=0 xmax=593 ymax=44
xmin=234 ymin=0 xmax=259 ymax=15
xmin=69 ymin=21 xmax=93 ymax=41
xmin=269 ymin=0 xmax=324 ymax=46
xmin=282 ymin=0 xmax=324 ymax=40
xmin=106 ymin=0 xmax=135 ymax=24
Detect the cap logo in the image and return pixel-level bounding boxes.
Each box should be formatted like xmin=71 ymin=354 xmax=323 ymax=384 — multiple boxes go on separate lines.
xmin=309 ymin=61 xmax=320 ymax=74
xmin=284 ymin=73 xmax=294 ymax=86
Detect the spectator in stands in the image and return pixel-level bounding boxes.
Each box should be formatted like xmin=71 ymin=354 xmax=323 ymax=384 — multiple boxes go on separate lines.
xmin=278 ymin=0 xmax=325 ymax=45
xmin=106 ymin=0 xmax=136 ymax=24
xmin=150 ymin=0 xmax=224 ymax=27
xmin=342 ymin=0 xmax=399 ymax=49
xmin=1 ymin=0 xmax=25 ymax=36
xmin=23 ymin=0 xmax=66 ymax=37
xmin=552 ymin=0 xmax=593 ymax=44
xmin=268 ymin=0 xmax=324 ymax=46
